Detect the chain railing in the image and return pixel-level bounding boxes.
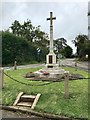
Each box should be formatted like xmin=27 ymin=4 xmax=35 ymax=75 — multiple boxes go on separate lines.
xmin=4 ymin=72 xmax=55 ymax=86
xmin=4 ymin=72 xmax=89 ymax=86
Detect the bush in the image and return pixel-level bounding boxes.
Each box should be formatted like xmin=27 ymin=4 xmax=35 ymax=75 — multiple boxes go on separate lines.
xmin=2 ymin=31 xmax=48 ymax=66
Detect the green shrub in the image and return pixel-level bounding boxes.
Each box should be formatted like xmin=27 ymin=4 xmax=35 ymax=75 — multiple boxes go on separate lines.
xmin=2 ymin=32 xmax=48 ymax=66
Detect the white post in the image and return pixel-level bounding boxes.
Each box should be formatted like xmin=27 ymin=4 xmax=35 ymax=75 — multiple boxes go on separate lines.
xmin=86 ymin=54 xmax=88 ymax=59
xmin=14 ymin=61 xmax=17 ymax=70
xmin=64 ymin=71 xmax=69 ymax=98
xmin=75 ymin=60 xmax=77 ymax=71
xmin=0 ymin=68 xmax=4 ymax=89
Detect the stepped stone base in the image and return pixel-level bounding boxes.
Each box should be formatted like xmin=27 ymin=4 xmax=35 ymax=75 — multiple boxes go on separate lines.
xmin=34 ymin=66 xmax=66 ymax=79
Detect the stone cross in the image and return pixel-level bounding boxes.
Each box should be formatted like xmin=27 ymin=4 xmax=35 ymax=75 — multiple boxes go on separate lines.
xmin=47 ymin=12 xmax=56 ymax=53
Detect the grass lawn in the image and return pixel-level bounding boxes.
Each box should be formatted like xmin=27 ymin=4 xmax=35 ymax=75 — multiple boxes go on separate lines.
xmin=2 ymin=66 xmax=88 ymax=118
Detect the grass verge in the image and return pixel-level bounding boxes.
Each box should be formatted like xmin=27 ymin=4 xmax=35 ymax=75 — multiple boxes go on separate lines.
xmin=2 ymin=66 xmax=88 ymax=118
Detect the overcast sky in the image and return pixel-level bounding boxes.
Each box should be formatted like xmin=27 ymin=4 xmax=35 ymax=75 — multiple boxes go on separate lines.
xmin=1 ymin=2 xmax=88 ymax=53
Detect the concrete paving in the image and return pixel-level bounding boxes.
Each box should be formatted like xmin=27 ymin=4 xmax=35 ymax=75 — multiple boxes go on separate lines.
xmin=1 ymin=110 xmax=50 ymax=119
xmin=3 ymin=64 xmax=44 ymax=70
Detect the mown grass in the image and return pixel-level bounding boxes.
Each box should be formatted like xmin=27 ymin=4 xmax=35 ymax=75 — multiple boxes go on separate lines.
xmin=2 ymin=66 xmax=88 ymax=118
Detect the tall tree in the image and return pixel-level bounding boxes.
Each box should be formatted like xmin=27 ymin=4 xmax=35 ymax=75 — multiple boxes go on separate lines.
xmin=72 ymin=34 xmax=89 ymax=60
xmin=63 ymin=45 xmax=73 ymax=58
xmin=34 ymin=26 xmax=49 ymax=47
xmin=10 ymin=20 xmax=49 ymax=43
xmin=54 ymin=37 xmax=67 ymax=55
xmin=10 ymin=20 xmax=21 ymax=36
xmin=22 ymin=19 xmax=34 ymax=41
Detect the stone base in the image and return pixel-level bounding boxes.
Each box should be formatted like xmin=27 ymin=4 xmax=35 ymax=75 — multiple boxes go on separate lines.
xmin=46 ymin=63 xmax=58 ymax=68
xmin=34 ymin=66 xmax=66 ymax=79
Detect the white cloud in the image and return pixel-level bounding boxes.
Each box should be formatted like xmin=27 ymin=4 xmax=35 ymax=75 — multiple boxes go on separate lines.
xmin=1 ymin=0 xmax=89 ymax=2
xmin=1 ymin=2 xmax=88 ymax=53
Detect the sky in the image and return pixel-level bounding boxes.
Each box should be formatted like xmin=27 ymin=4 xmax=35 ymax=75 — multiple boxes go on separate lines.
xmin=1 ymin=1 xmax=89 ymax=53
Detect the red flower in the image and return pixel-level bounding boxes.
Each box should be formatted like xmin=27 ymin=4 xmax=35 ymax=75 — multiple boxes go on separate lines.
xmin=43 ymin=72 xmax=49 ymax=75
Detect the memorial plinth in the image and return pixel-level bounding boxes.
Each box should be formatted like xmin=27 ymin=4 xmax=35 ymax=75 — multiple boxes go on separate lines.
xmin=34 ymin=67 xmax=65 ymax=79
xmin=34 ymin=12 xmax=67 ymax=79
xmin=46 ymin=52 xmax=57 ymax=68
xmin=46 ymin=12 xmax=57 ymax=68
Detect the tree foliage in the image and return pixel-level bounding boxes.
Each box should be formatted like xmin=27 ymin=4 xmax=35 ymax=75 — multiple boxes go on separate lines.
xmin=54 ymin=38 xmax=73 ymax=58
xmin=2 ymin=19 xmax=49 ymax=65
xmin=10 ymin=20 xmax=49 ymax=45
xmin=63 ymin=45 xmax=73 ymax=58
xmin=2 ymin=31 xmax=48 ymax=65
xmin=54 ymin=37 xmax=67 ymax=53
xmin=72 ymin=34 xmax=90 ymax=60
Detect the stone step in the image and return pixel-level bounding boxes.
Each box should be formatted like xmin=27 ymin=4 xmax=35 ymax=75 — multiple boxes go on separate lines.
xmin=21 ymin=95 xmax=36 ymax=99
xmin=13 ymin=92 xmax=41 ymax=109
xmin=21 ymin=95 xmax=36 ymax=102
xmin=17 ymin=102 xmax=32 ymax=107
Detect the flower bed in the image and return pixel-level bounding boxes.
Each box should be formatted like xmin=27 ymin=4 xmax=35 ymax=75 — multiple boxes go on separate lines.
xmin=40 ymin=71 xmax=49 ymax=75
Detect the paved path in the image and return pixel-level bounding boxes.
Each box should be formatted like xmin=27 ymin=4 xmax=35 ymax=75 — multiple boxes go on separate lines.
xmin=1 ymin=110 xmax=49 ymax=119
xmin=2 ymin=110 xmax=33 ymax=118
xmin=60 ymin=59 xmax=89 ymax=72
xmin=3 ymin=63 xmax=44 ymax=70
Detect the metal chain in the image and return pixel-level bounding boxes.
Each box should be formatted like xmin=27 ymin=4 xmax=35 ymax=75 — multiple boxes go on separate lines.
xmin=4 ymin=72 xmax=54 ymax=86
xmin=4 ymin=72 xmax=89 ymax=86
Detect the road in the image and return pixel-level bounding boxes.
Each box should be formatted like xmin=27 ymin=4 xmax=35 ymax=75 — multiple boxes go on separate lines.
xmin=60 ymin=59 xmax=89 ymax=72
xmin=3 ymin=63 xmax=45 ymax=70
xmin=3 ymin=59 xmax=89 ymax=71
xmin=61 ymin=59 xmax=88 ymax=68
